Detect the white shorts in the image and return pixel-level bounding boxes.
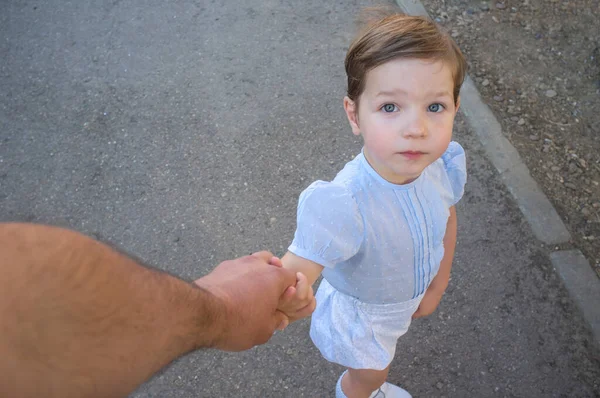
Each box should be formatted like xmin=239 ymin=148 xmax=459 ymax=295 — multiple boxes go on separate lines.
xmin=310 ymin=278 xmax=423 ymax=370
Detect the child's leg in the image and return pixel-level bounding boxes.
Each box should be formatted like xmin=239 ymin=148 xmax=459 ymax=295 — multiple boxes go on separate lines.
xmin=340 ymin=365 xmax=390 ymax=398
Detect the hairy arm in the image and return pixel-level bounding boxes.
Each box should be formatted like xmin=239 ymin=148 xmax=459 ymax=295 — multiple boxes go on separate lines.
xmin=413 ymin=206 xmax=458 ymax=318
xmin=0 ymin=223 xmax=294 ymax=398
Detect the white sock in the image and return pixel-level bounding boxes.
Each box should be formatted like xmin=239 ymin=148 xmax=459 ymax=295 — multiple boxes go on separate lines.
xmin=337 ymin=371 xmax=388 ymax=398
xmin=335 ymin=371 xmax=349 ymax=398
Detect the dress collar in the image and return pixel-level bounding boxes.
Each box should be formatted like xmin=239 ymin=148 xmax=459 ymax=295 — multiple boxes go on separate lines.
xmin=358 ymin=148 xmax=423 ymax=190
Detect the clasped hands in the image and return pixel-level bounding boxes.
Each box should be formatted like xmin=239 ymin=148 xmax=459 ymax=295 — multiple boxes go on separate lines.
xmin=193 ymin=252 xmax=315 ymax=351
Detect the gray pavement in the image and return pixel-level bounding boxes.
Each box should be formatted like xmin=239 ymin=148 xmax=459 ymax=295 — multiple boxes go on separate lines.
xmin=1 ymin=0 xmax=599 ymax=397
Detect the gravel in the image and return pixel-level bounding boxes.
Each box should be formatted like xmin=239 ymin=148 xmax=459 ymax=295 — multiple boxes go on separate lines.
xmin=420 ymin=0 xmax=600 ymax=276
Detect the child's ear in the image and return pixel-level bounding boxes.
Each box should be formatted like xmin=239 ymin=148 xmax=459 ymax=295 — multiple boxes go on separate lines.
xmin=343 ymin=96 xmax=361 ymax=136
xmin=454 ymin=96 xmax=461 ymax=114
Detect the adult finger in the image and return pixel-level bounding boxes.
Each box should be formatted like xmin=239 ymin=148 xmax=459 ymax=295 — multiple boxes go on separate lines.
xmin=279 ymin=285 xmax=297 ymax=303
xmin=269 ymin=256 xmax=283 ymax=268
xmin=250 ymin=251 xmax=275 ymax=263
xmin=272 ymin=266 xmax=298 ymax=292
xmin=273 ymin=310 xmax=290 ymax=332
xmin=276 ymin=317 xmax=290 ymax=331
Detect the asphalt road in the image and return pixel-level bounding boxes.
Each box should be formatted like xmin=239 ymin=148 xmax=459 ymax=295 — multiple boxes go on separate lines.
xmin=1 ymin=0 xmax=599 ymax=397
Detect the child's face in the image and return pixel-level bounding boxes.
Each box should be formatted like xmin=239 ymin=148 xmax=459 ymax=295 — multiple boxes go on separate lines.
xmin=344 ymin=58 xmax=459 ymax=185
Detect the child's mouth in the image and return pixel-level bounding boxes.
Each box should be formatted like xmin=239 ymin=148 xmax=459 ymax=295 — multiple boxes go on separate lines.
xmin=399 ymin=151 xmax=424 ymax=160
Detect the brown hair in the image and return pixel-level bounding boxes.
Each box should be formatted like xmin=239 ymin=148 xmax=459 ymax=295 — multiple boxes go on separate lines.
xmin=345 ymin=10 xmax=467 ymax=105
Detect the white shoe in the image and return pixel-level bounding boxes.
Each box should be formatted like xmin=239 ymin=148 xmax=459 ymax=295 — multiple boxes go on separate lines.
xmin=369 ymin=382 xmax=412 ymax=398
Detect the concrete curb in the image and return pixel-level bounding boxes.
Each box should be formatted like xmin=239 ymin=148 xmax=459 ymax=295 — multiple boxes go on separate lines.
xmin=550 ymin=250 xmax=600 ymax=343
xmin=394 ymin=0 xmax=600 ymax=345
xmin=460 ymin=76 xmax=571 ymax=245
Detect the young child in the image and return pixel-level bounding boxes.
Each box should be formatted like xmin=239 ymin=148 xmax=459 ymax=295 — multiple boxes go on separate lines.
xmin=279 ymin=11 xmax=468 ymax=398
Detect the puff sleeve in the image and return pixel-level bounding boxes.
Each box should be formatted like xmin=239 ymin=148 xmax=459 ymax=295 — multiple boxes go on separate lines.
xmin=288 ymin=181 xmax=364 ymax=268
xmin=441 ymin=141 xmax=467 ymax=206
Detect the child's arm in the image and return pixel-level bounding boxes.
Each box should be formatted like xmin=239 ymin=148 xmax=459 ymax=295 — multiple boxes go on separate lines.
xmin=413 ymin=205 xmax=457 ymax=319
xmin=277 ymin=251 xmax=324 ymax=326
xmin=282 ymin=251 xmax=325 ymax=285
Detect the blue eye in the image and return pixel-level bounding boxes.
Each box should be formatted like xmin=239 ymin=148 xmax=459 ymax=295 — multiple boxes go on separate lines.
xmin=381 ymin=104 xmax=398 ymax=113
xmin=428 ymin=103 xmax=444 ymax=113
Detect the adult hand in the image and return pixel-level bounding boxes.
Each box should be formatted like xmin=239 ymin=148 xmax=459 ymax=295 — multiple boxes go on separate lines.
xmin=194 ymin=251 xmax=297 ymax=351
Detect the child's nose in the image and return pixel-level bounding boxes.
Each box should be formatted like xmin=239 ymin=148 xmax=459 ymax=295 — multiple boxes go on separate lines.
xmin=402 ymin=112 xmax=426 ymax=138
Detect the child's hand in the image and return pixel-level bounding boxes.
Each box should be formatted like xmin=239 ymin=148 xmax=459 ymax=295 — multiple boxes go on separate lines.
xmin=412 ymin=288 xmax=444 ymax=319
xmin=276 ymin=272 xmax=316 ymax=329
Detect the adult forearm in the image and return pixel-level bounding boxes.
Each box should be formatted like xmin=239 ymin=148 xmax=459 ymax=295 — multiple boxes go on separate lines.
xmin=0 ymin=224 xmax=297 ymax=397
xmin=0 ymin=223 xmax=217 ymax=398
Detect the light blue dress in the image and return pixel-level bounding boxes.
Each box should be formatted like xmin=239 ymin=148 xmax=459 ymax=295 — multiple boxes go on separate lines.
xmin=289 ymin=141 xmax=467 ymax=370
